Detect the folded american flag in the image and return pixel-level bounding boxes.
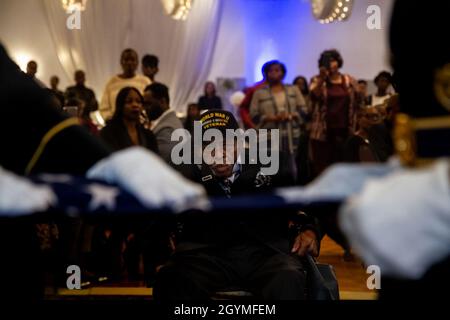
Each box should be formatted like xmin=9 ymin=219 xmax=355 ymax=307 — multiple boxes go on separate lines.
xmin=1 ymin=159 xmax=397 ymax=217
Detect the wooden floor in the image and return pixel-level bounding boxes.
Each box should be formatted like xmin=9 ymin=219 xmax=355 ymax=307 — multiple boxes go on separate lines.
xmin=317 ymin=236 xmax=377 ymax=300
xmin=50 ymin=236 xmax=377 ymax=300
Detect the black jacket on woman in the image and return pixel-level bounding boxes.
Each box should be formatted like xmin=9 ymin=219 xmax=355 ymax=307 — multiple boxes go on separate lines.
xmin=100 ymin=120 xmax=159 ymax=154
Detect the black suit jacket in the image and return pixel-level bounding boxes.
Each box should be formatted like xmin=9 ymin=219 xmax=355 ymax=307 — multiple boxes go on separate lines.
xmin=100 ymin=120 xmax=159 ymax=154
xmin=176 ymin=158 xmax=319 ymax=251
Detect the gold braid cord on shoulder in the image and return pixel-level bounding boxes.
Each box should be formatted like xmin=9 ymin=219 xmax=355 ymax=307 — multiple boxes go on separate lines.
xmin=25 ymin=118 xmax=80 ymax=175
xmin=394 ymin=113 xmax=450 ymax=167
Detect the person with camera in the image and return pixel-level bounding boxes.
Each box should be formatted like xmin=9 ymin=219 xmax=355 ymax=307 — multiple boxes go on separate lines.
xmin=309 ymin=49 xmax=361 ymax=177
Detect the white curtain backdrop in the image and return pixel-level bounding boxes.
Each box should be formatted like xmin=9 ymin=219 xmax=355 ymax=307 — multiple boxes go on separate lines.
xmin=41 ymin=0 xmax=222 ymax=112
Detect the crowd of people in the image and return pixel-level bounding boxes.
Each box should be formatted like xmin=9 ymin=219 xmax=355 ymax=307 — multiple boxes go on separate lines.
xmin=28 ymin=47 xmax=396 ymax=181
xmin=6 ymin=0 xmax=447 ymax=303
xmin=20 ymin=45 xmax=398 ymax=296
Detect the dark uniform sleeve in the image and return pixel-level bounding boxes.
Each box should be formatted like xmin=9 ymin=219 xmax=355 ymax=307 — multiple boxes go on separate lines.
xmin=0 ymin=44 xmax=110 ymax=175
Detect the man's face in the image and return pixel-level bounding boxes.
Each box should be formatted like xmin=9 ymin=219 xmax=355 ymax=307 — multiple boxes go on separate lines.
xmin=143 ymin=90 xmax=164 ymax=120
xmin=75 ymin=71 xmax=85 ymax=86
xmin=26 ymin=62 xmax=37 ymax=77
xmin=207 ymin=142 xmax=237 ymax=179
xmin=142 ymin=65 xmax=158 ymax=79
xmin=358 ymin=83 xmax=368 ymax=96
xmin=50 ymin=76 xmax=59 ymax=90
xmin=121 ymin=51 xmax=138 ymax=75
xmin=376 ymin=77 xmax=390 ymax=92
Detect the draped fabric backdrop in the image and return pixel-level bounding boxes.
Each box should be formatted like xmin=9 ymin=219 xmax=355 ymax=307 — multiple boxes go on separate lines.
xmin=41 ymin=0 xmax=222 ymax=112
xmin=1 ymin=0 xmax=393 ymax=113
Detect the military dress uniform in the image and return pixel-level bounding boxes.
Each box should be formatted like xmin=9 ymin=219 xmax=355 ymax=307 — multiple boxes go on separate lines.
xmin=0 ymin=44 xmax=111 ymax=302
xmin=339 ymin=0 xmax=450 ymax=300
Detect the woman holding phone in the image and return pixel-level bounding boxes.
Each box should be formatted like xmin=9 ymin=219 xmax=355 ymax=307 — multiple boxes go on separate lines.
xmin=309 ymin=49 xmax=361 ymax=176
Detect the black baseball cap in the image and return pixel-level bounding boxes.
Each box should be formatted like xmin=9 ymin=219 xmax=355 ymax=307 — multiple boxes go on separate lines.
xmin=199 ymin=110 xmax=239 ymax=133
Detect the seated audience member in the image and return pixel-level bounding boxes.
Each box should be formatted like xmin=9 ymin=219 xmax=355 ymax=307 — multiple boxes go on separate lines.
xmin=343 ymin=107 xmax=382 ymax=163
xmin=367 ymin=71 xmax=393 ymax=107
xmin=340 ymin=0 xmax=450 ymax=300
xmin=154 ymin=110 xmax=320 ymax=300
xmin=141 ymin=54 xmax=159 ymax=83
xmin=197 ymin=81 xmax=223 ymax=110
xmin=99 ymin=48 xmax=150 ymax=121
xmin=143 ymin=83 xmax=184 ymax=164
xmin=25 ymin=60 xmax=46 ymax=88
xmin=100 ymin=87 xmax=158 ymax=153
xmin=93 ymin=87 xmax=158 ymax=281
xmin=183 ymin=103 xmax=200 ymax=134
xmin=65 ymin=70 xmax=99 ymax=114
xmin=50 ymin=75 xmax=65 ymax=107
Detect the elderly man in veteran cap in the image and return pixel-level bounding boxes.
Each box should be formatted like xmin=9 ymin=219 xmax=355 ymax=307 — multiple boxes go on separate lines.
xmin=154 ymin=110 xmax=321 ymax=300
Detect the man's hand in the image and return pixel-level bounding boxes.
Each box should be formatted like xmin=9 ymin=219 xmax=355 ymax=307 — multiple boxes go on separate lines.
xmin=291 ymin=229 xmax=319 ymax=257
xmin=265 ymin=114 xmax=286 ymax=123
xmin=278 ymin=112 xmax=288 ymax=122
xmin=263 ymin=115 xmax=279 ymax=123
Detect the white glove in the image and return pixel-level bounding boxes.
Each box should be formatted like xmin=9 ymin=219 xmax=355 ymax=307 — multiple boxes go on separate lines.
xmin=0 ymin=167 xmax=56 ymax=216
xmin=339 ymin=159 xmax=450 ymax=279
xmin=87 ymin=147 xmax=209 ymax=213
xmin=277 ymin=160 xmax=398 ymax=204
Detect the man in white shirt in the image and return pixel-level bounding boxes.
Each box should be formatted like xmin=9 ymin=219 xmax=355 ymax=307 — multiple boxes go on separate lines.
xmin=368 ymin=71 xmax=393 ymax=108
xmin=99 ymin=48 xmax=150 ymax=121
